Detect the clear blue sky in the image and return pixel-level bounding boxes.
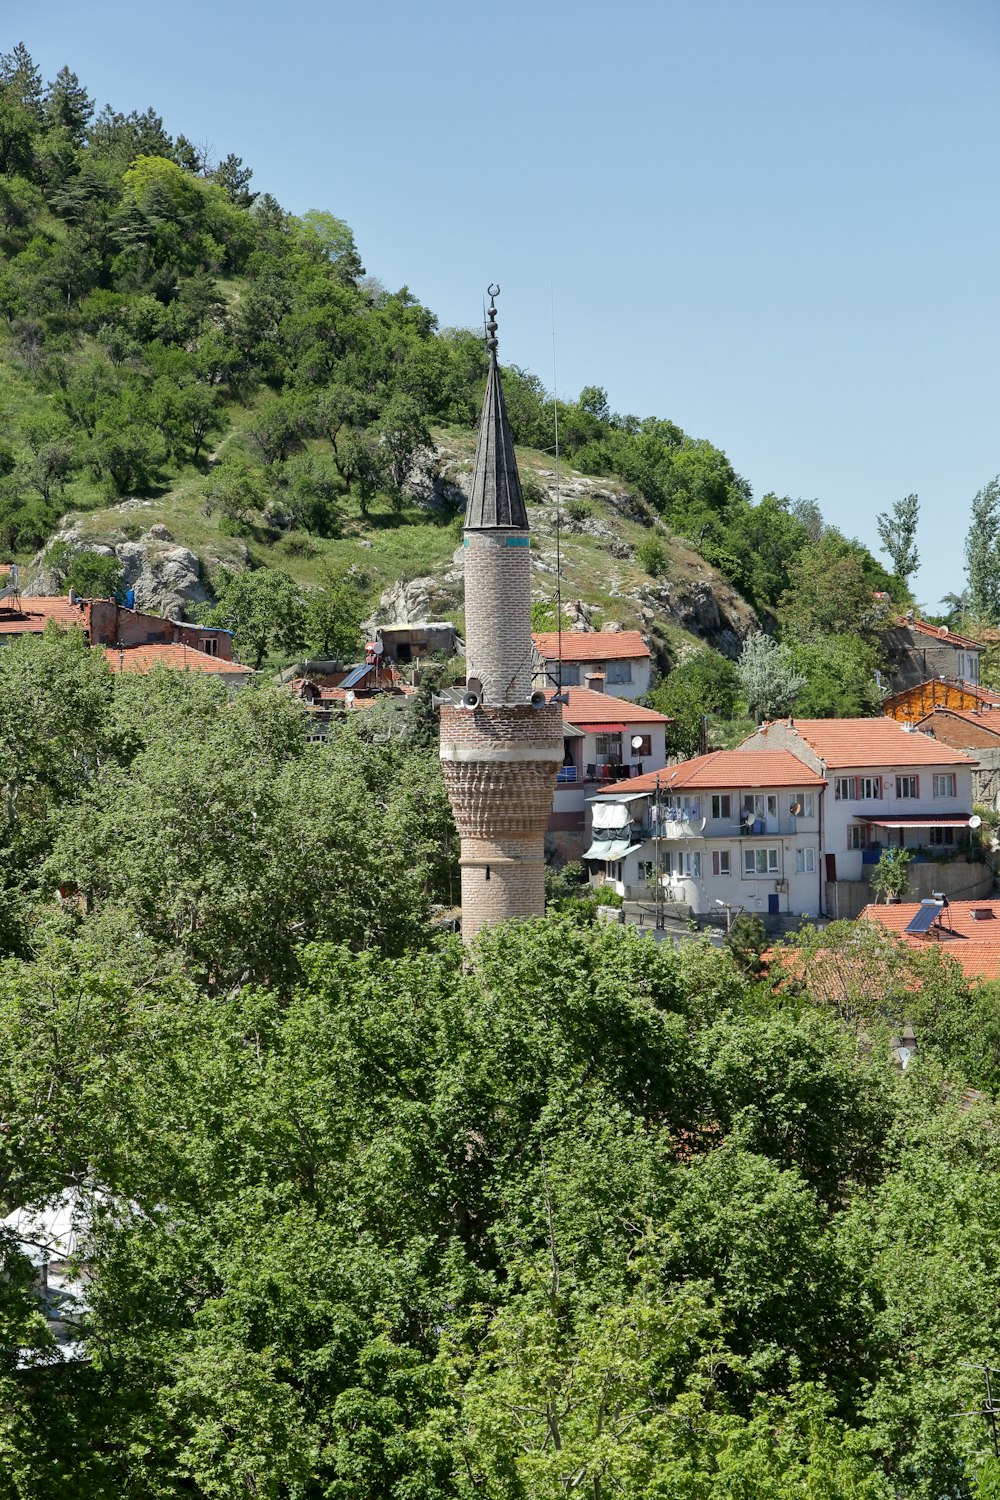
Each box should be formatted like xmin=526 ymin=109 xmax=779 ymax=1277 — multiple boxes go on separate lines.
xmin=15 ymin=0 xmax=1000 ymax=605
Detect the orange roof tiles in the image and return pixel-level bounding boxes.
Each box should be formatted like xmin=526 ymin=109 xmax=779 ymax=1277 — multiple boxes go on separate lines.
xmin=900 ymin=616 xmax=986 ymax=652
xmin=595 ymin=749 xmax=824 ymax=797
xmin=549 ymin=686 xmax=670 ymax=726
xmin=916 ymin=706 xmax=1000 ymax=739
xmin=860 ymin=900 xmax=1000 ymax=983
xmin=753 ymin=718 xmax=975 ymax=768
xmin=0 ymin=597 xmax=90 ymax=635
xmin=533 ymin=630 xmax=650 ymax=662
xmin=102 ymin=644 xmax=251 ymax=675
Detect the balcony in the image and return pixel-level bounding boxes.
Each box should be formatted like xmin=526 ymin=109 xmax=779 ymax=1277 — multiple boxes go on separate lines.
xmin=556 ymin=766 xmax=579 ymax=784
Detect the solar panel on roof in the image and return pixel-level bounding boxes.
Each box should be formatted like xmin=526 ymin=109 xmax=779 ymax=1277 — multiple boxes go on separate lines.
xmin=905 ymin=904 xmax=943 ymax=935
xmin=339 ymin=663 xmax=372 ymax=691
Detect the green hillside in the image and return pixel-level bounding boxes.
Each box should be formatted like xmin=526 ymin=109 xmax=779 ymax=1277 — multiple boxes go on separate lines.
xmin=0 ymin=41 xmax=903 ymax=711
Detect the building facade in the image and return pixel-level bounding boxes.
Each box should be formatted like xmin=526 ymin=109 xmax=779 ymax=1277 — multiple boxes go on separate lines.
xmin=885 ymin=615 xmax=984 ymax=692
xmin=532 ymin=629 xmax=652 ymax=701
xmin=438 ymin=291 xmax=563 ymax=944
xmin=587 ymin=750 xmax=825 ymax=917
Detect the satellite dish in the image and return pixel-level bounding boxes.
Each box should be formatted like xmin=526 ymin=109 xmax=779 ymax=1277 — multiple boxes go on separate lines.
xmin=969 ymin=814 xmax=983 ymax=829
xmin=631 ymin=735 xmax=644 ymax=751
xmin=790 ymin=802 xmax=802 ymax=816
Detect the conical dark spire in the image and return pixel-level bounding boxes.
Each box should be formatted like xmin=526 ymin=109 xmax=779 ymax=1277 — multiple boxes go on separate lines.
xmin=465 ymin=286 xmax=529 ymax=530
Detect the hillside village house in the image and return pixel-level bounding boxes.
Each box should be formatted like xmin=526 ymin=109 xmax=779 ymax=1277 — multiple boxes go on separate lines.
xmin=0 ymin=590 xmax=246 ymax=674
xmin=885 ymin=613 xmax=984 ymax=692
xmin=884 ymin=677 xmax=1000 ymax=725
xmin=532 ymin=629 xmax=652 ymax=701
xmin=588 ymin=750 xmax=826 ymax=917
xmin=859 ymin=897 xmax=1000 ymax=984
xmin=912 ymin=703 xmax=1000 ymax=809
xmin=546 ymin=684 xmax=670 ymax=857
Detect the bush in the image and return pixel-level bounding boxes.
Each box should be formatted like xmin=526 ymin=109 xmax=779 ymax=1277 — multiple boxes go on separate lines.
xmin=636 ymin=535 xmax=668 ymax=578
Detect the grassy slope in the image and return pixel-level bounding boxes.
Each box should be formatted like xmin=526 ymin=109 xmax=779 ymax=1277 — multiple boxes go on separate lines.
xmin=6 ymin=356 xmax=756 ymax=661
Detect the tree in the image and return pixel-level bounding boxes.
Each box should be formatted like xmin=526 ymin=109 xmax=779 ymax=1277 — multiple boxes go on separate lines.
xmin=60 ymin=550 xmax=125 ymax=601
xmin=788 ymin=634 xmax=883 ymax=718
xmin=876 ymin=492 xmax=919 ymax=585
xmin=649 ymin=652 xmax=738 ymax=758
xmin=305 ymin=567 xmax=366 ymax=658
xmin=869 ymin=846 xmax=913 ymax=903
xmin=41 ymin=65 xmax=94 ymax=141
xmin=209 ymin=567 xmax=307 ymax=669
xmin=735 ymin=632 xmax=805 ymax=722
xmin=965 ymin=476 xmax=1000 ymax=624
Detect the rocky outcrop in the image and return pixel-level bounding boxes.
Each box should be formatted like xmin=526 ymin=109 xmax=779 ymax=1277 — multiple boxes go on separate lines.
xmin=368 ymin=573 xmax=462 ymax=628
xmin=632 ymin=577 xmax=759 ymax=659
xmin=25 ymin=523 xmax=241 ymax=618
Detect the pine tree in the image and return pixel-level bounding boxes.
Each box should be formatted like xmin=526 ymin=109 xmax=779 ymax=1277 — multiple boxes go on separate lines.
xmin=42 ymin=66 xmax=94 ymax=142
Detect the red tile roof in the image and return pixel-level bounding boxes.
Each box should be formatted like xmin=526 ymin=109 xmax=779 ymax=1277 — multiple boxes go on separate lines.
xmin=0 ymin=597 xmax=90 ymax=635
xmin=860 ymin=900 xmax=1000 ymax=982
xmin=596 ymin=749 xmax=824 ymax=796
xmin=102 ymin=644 xmax=251 ymax=675
xmin=916 ymin=706 xmax=1000 ymax=739
xmin=533 ymin=629 xmax=650 ymax=662
xmin=899 ymin=616 xmax=986 ymax=652
xmin=752 ymin=718 xmax=975 ymax=768
xmin=550 ymin=686 xmax=670 ymax=726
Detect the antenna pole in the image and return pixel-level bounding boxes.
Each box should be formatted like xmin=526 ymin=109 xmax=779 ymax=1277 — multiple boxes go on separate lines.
xmin=654 ymin=773 xmax=662 ymax=931
xmin=551 ymin=284 xmax=562 ymax=692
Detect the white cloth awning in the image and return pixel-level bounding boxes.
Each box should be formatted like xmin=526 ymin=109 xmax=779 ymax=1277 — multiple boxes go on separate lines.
xmin=592 ymin=802 xmax=632 ymax=830
xmin=582 ymin=839 xmax=643 ymax=862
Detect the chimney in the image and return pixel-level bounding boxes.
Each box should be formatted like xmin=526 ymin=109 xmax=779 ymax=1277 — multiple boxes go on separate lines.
xmin=584 ymin=672 xmax=606 ymax=693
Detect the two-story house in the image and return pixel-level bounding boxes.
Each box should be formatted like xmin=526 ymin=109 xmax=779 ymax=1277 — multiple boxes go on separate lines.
xmin=547 ymin=685 xmax=670 ymax=858
xmin=532 ymin=629 xmax=652 ymax=701
xmin=885 ymin=614 xmax=985 ymax=693
xmin=586 ymin=749 xmax=826 ymax=917
xmin=740 ymin=718 xmax=977 ymax=892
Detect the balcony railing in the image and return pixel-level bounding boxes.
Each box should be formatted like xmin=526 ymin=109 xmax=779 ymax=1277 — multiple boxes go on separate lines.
xmin=556 ymin=766 xmax=578 ymax=784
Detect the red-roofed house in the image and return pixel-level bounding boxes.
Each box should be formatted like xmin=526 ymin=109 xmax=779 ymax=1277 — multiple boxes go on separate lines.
xmin=859 ymin=899 xmax=1000 ymax=984
xmin=886 ymin=614 xmax=985 ymax=691
xmin=0 ymin=593 xmax=239 ymax=664
xmin=914 ymin=705 xmax=1000 ymax=809
xmin=740 ymin=718 xmax=982 ymax=905
xmin=532 ymin=629 xmax=652 ymax=701
xmin=546 ymin=684 xmax=670 ymax=855
xmin=587 ymin=749 xmax=827 ymax=916
xmin=102 ymin=643 xmax=252 ymax=689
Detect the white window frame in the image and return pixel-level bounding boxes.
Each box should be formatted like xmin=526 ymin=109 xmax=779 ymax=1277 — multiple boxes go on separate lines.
xmin=790 ymin=792 xmax=815 ymax=817
xmin=750 ymin=793 xmax=778 ymax=819
xmin=835 ymin=777 xmax=858 ymax=801
xmin=795 ymin=848 xmax=816 ymax=874
xmin=847 ymin=825 xmax=869 ymax=851
xmin=743 ymin=846 xmax=779 ymax=877
xmin=859 ymin=776 xmax=881 ymax=800
xmin=933 ymin=773 xmax=957 ymax=798
xmin=712 ymin=849 xmax=731 ymax=876
xmin=896 ymin=775 xmax=919 ymax=799
xmin=711 ymin=794 xmax=732 ymax=820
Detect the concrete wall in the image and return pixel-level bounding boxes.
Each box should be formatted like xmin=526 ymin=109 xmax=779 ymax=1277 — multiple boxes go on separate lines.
xmin=828 ymin=859 xmax=994 ymax=920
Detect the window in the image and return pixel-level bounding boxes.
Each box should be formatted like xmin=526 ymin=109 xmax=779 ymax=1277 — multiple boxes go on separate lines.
xmin=689 ymin=852 xmax=702 ymax=877
xmin=847 ymin=825 xmax=869 ymax=850
xmin=933 ymin=773 xmax=957 ymax=797
xmin=201 ymin=638 xmax=219 ymax=657
xmin=711 ymin=794 xmax=732 ymax=820
xmin=928 ymin=826 xmax=955 ymax=846
xmin=630 ymin=733 xmax=652 ymax=756
xmin=790 ymin=792 xmax=815 ymax=817
xmin=859 ymin=776 xmax=881 ymax=799
xmin=896 ymin=775 xmax=919 ymax=799
xmin=605 ymin=860 xmax=622 ymax=880
xmin=638 ymin=860 xmax=654 ymax=882
xmin=751 ymin=793 xmax=778 ymax=819
xmin=606 ymin=660 xmax=633 ymax=684
xmin=795 ymin=848 xmax=816 ymax=873
xmin=958 ymin=651 xmax=980 ymax=685
xmin=595 ymin=733 xmax=622 ymax=758
xmin=712 ymin=850 xmax=731 ymax=876
xmin=743 ymin=847 xmax=779 ymax=876
xmin=661 ymin=852 xmax=673 ymax=876
xmin=559 ymin=664 xmax=580 ymax=686
xmin=835 ymin=777 xmax=858 ymax=801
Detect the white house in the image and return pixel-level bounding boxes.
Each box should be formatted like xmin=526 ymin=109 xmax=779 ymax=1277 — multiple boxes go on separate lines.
xmin=586 ymin=749 xmax=826 ymax=918
xmin=532 ymin=629 xmax=652 ymax=702
xmin=547 ymin=685 xmax=670 ymax=857
xmin=739 ymin=718 xmax=976 ymax=881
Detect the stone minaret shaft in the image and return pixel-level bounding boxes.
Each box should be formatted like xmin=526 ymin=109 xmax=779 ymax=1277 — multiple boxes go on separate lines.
xmin=439 ymin=289 xmax=563 ymax=944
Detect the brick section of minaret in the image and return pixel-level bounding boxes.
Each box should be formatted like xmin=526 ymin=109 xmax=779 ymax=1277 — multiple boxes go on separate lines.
xmin=463 ymin=531 xmax=534 ymax=705
xmin=440 ymin=702 xmax=562 ymax=938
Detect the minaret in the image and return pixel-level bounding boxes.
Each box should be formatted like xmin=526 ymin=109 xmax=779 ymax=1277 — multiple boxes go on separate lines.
xmin=439 ymin=288 xmax=563 ymax=945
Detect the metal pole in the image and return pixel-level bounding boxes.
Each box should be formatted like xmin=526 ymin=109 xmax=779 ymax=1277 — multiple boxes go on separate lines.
xmin=987 ymin=1366 xmax=999 ymax=1459
xmin=654 ymin=772 xmax=662 ymax=931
